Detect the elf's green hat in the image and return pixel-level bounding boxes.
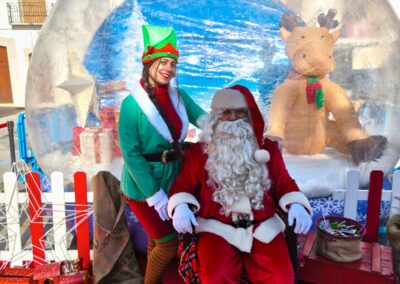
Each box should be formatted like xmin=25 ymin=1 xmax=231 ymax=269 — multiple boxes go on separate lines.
xmin=141 ymin=25 xmax=179 ymax=64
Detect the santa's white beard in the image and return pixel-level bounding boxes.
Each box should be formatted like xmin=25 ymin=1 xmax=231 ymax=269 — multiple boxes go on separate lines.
xmin=201 ymin=119 xmax=270 ymax=215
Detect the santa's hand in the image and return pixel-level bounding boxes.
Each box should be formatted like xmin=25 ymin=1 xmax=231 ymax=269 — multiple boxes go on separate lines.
xmin=146 ymin=189 xmax=170 ymax=221
xmin=172 ymin=203 xmax=198 ymax=234
xmin=288 ymin=203 xmax=312 ymax=234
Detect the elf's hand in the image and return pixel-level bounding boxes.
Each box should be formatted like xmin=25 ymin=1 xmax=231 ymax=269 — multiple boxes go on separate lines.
xmin=146 ymin=189 xmax=170 ymax=221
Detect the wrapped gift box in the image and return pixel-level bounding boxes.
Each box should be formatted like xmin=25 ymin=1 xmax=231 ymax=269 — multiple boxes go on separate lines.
xmin=113 ymin=131 xmax=121 ymax=157
xmin=100 ymin=107 xmax=117 ymax=130
xmin=80 ymin=127 xmax=113 ymax=164
xmin=72 ymin=127 xmax=85 ymax=156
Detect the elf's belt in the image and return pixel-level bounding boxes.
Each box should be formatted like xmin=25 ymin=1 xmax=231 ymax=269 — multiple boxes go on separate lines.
xmin=142 ymin=149 xmax=177 ymax=164
xmin=142 ymin=142 xmax=193 ymax=164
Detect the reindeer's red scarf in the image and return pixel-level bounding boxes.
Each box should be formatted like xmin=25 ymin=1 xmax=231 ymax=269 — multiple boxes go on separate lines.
xmin=306 ymin=76 xmax=324 ymax=109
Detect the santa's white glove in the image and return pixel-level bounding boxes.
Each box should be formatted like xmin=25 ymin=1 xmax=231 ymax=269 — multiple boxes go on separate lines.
xmin=172 ymin=203 xmax=198 ymax=234
xmin=288 ymin=203 xmax=312 ymax=234
xmin=146 ymin=189 xmax=170 ymax=221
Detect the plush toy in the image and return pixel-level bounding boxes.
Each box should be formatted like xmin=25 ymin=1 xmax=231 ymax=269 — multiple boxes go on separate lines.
xmin=266 ymin=10 xmax=387 ymax=165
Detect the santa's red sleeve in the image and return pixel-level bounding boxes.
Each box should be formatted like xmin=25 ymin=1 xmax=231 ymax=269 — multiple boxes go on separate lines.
xmin=264 ymin=138 xmax=312 ymax=215
xmin=167 ymin=143 xmax=203 ymax=218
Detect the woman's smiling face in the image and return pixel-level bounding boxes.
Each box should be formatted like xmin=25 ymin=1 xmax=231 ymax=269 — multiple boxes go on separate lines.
xmin=148 ymin=57 xmax=177 ymax=86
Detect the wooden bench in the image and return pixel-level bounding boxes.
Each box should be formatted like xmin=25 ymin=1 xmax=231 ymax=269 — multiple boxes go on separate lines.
xmin=297 ymin=231 xmax=394 ymax=284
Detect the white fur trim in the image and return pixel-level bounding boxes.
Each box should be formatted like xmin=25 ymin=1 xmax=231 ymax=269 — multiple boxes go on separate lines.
xmin=254 ymin=149 xmax=270 ymax=163
xmin=253 ymin=214 xmax=285 ymax=243
xmin=211 ymin=89 xmax=247 ymax=110
xmin=131 ymin=82 xmax=189 ymax=143
xmin=279 ymin=191 xmax=313 ymax=215
xmin=194 ymin=214 xmax=286 ymax=252
xmin=195 ymin=217 xmax=253 ymax=253
xmin=231 ymin=195 xmax=253 ymax=222
xmin=146 ymin=188 xmax=165 ymax=207
xmin=167 ymin=192 xmax=200 ymax=218
xmin=196 ymin=114 xmax=208 ymax=129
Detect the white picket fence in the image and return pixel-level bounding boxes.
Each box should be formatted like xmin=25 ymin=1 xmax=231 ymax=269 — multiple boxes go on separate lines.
xmin=1 ymin=171 xmax=93 ymax=267
xmin=0 ymin=169 xmax=400 ymax=267
xmin=333 ymin=169 xmax=400 ymax=219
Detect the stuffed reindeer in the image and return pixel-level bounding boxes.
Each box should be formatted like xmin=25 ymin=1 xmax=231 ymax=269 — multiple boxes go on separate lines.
xmin=266 ymin=10 xmax=387 ymax=164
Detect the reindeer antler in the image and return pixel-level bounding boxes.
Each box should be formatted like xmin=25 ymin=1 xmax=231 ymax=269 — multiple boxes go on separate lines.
xmin=279 ymin=13 xmax=304 ymax=32
xmin=318 ymin=9 xmax=339 ymax=30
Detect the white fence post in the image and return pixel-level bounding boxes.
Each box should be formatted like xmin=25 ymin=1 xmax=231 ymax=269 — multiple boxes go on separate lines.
xmin=390 ymin=170 xmax=400 ymax=217
xmin=51 ymin=172 xmax=69 ymax=262
xmin=1 ymin=171 xmax=95 ymax=264
xmin=344 ymin=169 xmax=359 ymax=219
xmin=3 ymin=172 xmax=22 ymax=266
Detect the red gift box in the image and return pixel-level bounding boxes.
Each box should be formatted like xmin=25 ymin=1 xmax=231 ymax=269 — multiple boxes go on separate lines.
xmin=113 ymin=130 xmax=121 ymax=157
xmin=80 ymin=127 xmax=113 ymax=164
xmin=100 ymin=107 xmax=117 ymax=130
xmin=72 ymin=127 xmax=85 ymax=156
xmin=184 ymin=127 xmax=198 ymax=143
xmin=99 ymin=107 xmax=122 ymax=157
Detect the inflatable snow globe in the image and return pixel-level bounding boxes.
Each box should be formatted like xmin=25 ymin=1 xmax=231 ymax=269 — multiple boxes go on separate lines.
xmin=25 ymin=0 xmax=292 ymax=185
xmin=268 ymin=0 xmax=400 ymax=198
xmin=25 ymin=0 xmax=400 ymax=205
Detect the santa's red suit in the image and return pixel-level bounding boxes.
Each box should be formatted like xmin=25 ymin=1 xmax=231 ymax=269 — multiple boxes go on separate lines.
xmin=168 ymin=138 xmax=312 ymax=284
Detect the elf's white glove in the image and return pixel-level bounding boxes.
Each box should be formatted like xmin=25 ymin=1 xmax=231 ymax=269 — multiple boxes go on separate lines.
xmin=172 ymin=203 xmax=198 ymax=234
xmin=288 ymin=203 xmax=312 ymax=234
xmin=146 ymin=189 xmax=169 ymax=221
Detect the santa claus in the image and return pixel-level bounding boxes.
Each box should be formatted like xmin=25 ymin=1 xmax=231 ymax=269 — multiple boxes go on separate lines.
xmin=167 ymin=85 xmax=313 ymax=284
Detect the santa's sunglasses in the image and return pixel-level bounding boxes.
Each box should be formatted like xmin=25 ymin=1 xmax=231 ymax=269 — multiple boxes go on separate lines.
xmin=220 ymin=108 xmax=248 ymax=120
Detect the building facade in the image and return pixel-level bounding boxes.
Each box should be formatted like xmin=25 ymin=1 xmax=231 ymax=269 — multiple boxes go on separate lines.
xmin=0 ymin=0 xmax=54 ymax=107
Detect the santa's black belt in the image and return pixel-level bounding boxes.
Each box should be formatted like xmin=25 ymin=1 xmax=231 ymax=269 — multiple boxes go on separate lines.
xmin=142 ymin=149 xmax=177 ymax=164
xmin=232 ymin=213 xmax=254 ymax=229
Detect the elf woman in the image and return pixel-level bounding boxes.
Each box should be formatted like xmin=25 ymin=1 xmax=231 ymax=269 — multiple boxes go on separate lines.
xmin=118 ymin=25 xmax=205 ymax=283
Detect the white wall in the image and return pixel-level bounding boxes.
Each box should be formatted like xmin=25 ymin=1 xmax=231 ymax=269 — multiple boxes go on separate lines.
xmin=0 ymin=0 xmax=53 ymax=107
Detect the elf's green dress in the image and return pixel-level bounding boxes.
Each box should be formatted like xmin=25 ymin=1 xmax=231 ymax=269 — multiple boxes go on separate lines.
xmin=118 ymin=81 xmax=205 ymax=201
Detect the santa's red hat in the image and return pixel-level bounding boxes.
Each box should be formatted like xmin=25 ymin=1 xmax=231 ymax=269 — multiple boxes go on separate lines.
xmin=211 ymin=85 xmax=270 ymax=163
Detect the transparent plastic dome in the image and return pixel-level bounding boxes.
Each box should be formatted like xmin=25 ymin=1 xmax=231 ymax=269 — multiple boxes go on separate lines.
xmin=25 ymin=0 xmax=400 ymax=195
